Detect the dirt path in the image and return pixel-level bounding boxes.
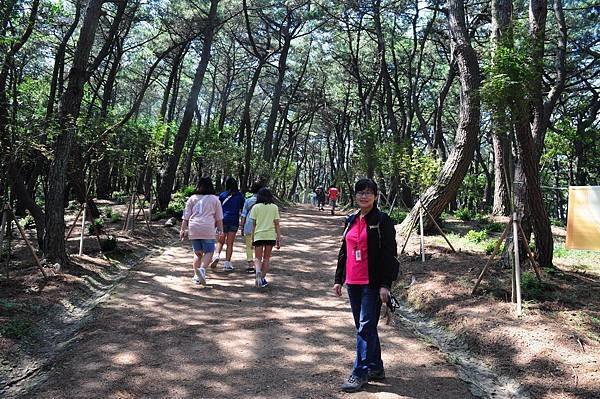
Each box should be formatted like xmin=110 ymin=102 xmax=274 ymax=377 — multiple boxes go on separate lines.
xmin=20 ymin=205 xmax=476 ymax=399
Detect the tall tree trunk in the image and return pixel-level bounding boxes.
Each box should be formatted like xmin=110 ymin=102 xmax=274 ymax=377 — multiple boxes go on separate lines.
xmin=490 ymin=0 xmax=513 ymax=216
xmin=262 ymin=31 xmax=291 ymax=168
xmin=156 ymin=0 xmax=219 ymax=210
xmin=399 ymin=0 xmax=480 ymax=233
xmin=45 ymin=0 xmax=104 ymax=266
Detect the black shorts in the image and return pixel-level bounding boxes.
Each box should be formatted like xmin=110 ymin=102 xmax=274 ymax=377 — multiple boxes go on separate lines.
xmin=253 ymin=240 xmax=276 ymax=247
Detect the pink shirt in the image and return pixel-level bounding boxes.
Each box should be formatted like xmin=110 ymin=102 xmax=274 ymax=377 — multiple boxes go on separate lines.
xmin=345 ymin=215 xmax=369 ymax=284
xmin=183 ymin=194 xmax=223 ymax=240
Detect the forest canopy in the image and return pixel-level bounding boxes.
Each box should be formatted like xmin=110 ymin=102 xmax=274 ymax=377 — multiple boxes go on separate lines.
xmin=0 ymin=0 xmax=598 ymax=268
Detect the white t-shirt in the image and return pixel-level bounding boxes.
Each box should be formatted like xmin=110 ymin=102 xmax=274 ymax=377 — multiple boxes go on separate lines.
xmin=183 ymin=194 xmax=223 ymax=240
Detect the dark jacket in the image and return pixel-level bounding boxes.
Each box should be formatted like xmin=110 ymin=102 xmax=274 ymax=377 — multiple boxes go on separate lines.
xmin=335 ymin=207 xmax=399 ymax=289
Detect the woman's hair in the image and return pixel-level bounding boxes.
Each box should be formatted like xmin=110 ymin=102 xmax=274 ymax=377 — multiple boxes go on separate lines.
xmin=256 ymin=187 xmax=274 ymax=204
xmin=354 ymin=178 xmax=378 ymax=196
xmin=250 ymin=181 xmax=264 ymax=194
xmin=225 ymin=176 xmax=239 ymax=193
xmin=196 ymin=177 xmax=216 ymax=195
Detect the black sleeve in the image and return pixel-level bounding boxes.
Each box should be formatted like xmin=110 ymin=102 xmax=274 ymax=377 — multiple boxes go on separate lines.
xmin=379 ymin=213 xmax=399 ymax=288
xmin=334 ymin=240 xmax=347 ymax=285
xmin=335 ymin=217 xmax=351 ymax=285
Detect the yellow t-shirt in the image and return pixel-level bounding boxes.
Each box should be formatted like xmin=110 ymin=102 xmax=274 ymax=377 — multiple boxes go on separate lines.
xmin=249 ymin=203 xmax=280 ymax=241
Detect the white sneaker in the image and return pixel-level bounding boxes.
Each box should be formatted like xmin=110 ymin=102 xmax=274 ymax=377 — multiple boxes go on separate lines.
xmin=255 ymin=272 xmax=262 ymax=288
xmin=223 ymin=261 xmax=234 ymax=271
xmin=197 ymin=268 xmax=206 ymax=284
xmin=209 ymin=255 xmax=220 ymax=269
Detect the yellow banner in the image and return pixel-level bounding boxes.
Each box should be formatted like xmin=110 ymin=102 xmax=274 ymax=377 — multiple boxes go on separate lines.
xmin=566 ymin=186 xmax=600 ymax=251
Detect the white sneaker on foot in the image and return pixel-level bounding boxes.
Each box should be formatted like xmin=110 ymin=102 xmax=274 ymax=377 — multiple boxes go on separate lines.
xmin=223 ymin=261 xmax=234 ymax=271
xmin=197 ymin=268 xmax=206 ymax=284
xmin=209 ymin=255 xmax=220 ymax=269
xmin=255 ymin=272 xmax=262 ymax=288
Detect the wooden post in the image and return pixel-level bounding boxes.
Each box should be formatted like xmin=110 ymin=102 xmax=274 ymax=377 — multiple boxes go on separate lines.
xmin=7 ymin=207 xmax=47 ymax=278
xmin=122 ymin=192 xmax=133 ymax=231
xmin=419 ymin=207 xmax=425 ymax=262
xmin=66 ymin=205 xmax=84 ymax=240
xmin=131 ymin=191 xmax=136 ymax=233
xmin=148 ymin=190 xmax=153 ymax=224
xmin=512 ymin=212 xmax=522 ymax=315
xmin=472 ymin=221 xmax=511 ymax=295
xmin=517 ymin=222 xmax=543 ymax=280
xmin=0 ymin=206 xmax=9 ymax=279
xmin=136 ymin=193 xmax=152 ymax=233
xmin=420 ymin=203 xmax=456 ymax=253
xmin=79 ymin=203 xmax=86 ymax=256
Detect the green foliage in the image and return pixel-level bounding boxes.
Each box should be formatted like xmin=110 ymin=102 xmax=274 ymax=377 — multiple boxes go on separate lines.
xmin=104 ymin=207 xmax=122 ymax=223
xmin=521 ymin=271 xmax=550 ymax=300
xmin=388 ymin=209 xmax=408 ymax=224
xmin=17 ymin=214 xmax=34 ymax=229
xmin=87 ymin=218 xmax=105 ymax=234
xmin=465 ymin=229 xmax=488 ymax=243
xmin=0 ymin=318 xmax=33 ymax=339
xmin=168 ymin=186 xmax=195 ymax=218
xmin=481 ymin=43 xmax=534 ymax=121
xmin=454 ymin=208 xmax=474 ymax=221
xmin=112 ymin=191 xmax=129 ymax=205
xmin=484 ymin=239 xmax=505 ymax=255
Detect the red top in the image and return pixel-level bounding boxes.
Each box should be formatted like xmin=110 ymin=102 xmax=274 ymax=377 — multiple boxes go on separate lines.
xmin=328 ymin=187 xmax=339 ymax=200
xmin=344 ymin=215 xmax=369 ymax=284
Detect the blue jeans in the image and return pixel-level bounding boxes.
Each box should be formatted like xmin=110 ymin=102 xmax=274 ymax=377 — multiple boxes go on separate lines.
xmin=347 ymin=284 xmax=383 ymax=377
xmin=191 ymin=239 xmax=215 ymax=253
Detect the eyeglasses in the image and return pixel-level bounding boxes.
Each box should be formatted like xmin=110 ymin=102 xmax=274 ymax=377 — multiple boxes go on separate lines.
xmin=355 ymin=191 xmax=375 ymax=197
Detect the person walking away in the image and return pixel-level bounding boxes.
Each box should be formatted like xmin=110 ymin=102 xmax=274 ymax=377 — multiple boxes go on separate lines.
xmin=212 ymin=177 xmax=245 ymax=271
xmin=327 ymin=185 xmax=339 ymax=215
xmin=240 ymin=181 xmax=264 ymax=274
xmin=316 ymin=186 xmax=326 ymax=211
xmin=180 ymin=177 xmax=224 ymax=285
xmin=249 ymin=188 xmax=281 ymax=288
xmin=333 ymin=178 xmax=399 ymax=392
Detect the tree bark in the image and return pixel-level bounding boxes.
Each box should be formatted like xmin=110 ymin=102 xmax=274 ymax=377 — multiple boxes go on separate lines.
xmin=490 ymin=0 xmax=512 ymax=216
xmin=156 ymin=0 xmax=219 ymax=210
xmin=399 ymin=0 xmax=480 ymax=233
xmin=44 ymin=0 xmax=104 ymax=266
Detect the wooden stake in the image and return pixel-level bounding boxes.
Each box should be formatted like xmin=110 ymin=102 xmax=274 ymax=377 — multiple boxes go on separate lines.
xmin=7 ymin=207 xmax=47 ymax=278
xmin=79 ymin=203 xmax=86 ymax=256
xmin=400 ymin=220 xmax=416 ymax=254
xmin=517 ymin=222 xmax=543 ymax=281
xmin=135 ymin=193 xmax=152 ymax=233
xmin=471 ymin=221 xmax=511 ymax=295
xmin=131 ymin=191 xmax=136 ymax=232
xmin=0 ymin=206 xmax=9 ymax=279
xmin=512 ymin=212 xmax=522 ymax=315
xmin=419 ymin=203 xmax=456 ymax=253
xmin=66 ymin=204 xmax=84 ymax=240
xmin=122 ymin=192 xmax=134 ymax=231
xmin=419 ymin=207 xmax=425 ymax=262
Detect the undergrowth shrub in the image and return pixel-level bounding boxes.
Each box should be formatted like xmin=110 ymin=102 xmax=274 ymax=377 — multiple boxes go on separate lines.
xmin=87 ymin=218 xmax=105 ymax=234
xmin=168 ymin=185 xmax=196 ymax=218
xmin=388 ymin=209 xmax=408 ymax=224
xmin=454 ymin=208 xmax=474 ymax=221
xmin=465 ymin=229 xmax=488 ymax=243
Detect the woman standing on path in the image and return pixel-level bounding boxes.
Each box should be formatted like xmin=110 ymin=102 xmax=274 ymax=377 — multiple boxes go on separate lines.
xmin=333 ymin=178 xmax=399 ymax=393
xmin=180 ymin=177 xmax=224 ymax=285
xmin=212 ymin=177 xmax=245 ymax=271
xmin=240 ymin=181 xmax=264 ymax=274
xmin=249 ymin=188 xmax=281 ymax=288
